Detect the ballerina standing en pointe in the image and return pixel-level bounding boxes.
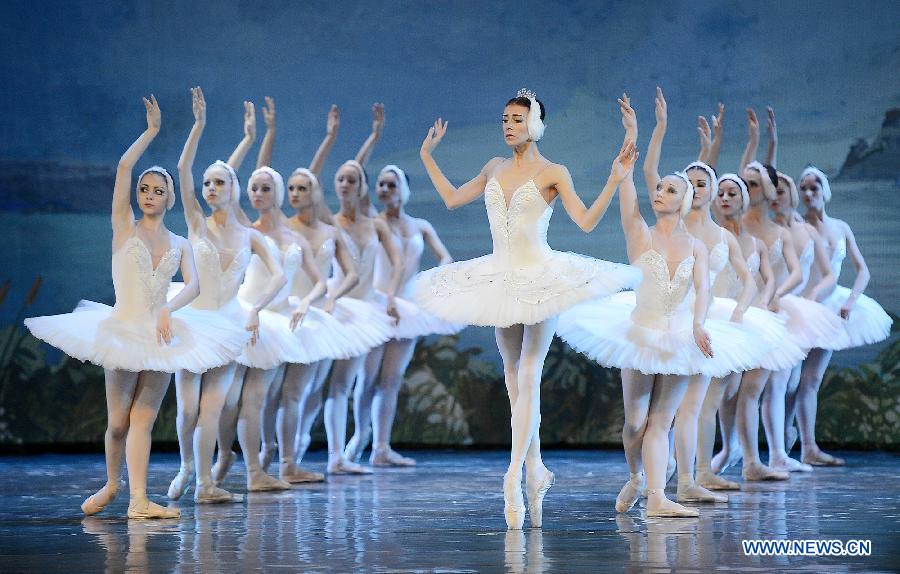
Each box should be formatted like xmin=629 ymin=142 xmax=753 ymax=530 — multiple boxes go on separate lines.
xmin=25 ymin=96 xmax=246 ymax=518
xmin=415 ymin=89 xmax=641 ymax=529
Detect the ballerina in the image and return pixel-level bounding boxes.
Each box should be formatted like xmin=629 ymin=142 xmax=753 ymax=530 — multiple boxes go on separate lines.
xmin=416 ymin=89 xmax=640 ymax=529
xmin=167 ymin=87 xmax=290 ymax=503
xmin=558 ymin=92 xmax=761 ymax=518
xmin=25 ymin=96 xmax=245 ymax=518
xmin=344 ymin=164 xmax=463 ymax=467
xmin=793 ymin=165 xmax=892 ymax=465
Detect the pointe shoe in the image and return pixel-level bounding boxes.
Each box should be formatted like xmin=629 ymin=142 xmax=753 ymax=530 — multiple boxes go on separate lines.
xmin=280 ymin=463 xmax=326 ymax=483
xmin=167 ymin=468 xmax=194 ymax=500
xmin=248 ymin=472 xmax=292 ymax=492
xmin=503 ymin=473 xmax=525 ymax=530
xmin=696 ymin=469 xmax=741 ymax=491
xmin=802 ymin=450 xmax=845 ymax=467
xmin=676 ymin=481 xmax=728 ymax=503
xmin=646 ymin=489 xmax=700 ymax=518
xmin=327 ymin=458 xmax=373 ymax=475
xmin=769 ymin=456 xmax=813 ymax=473
xmin=742 ymin=461 xmax=790 ymax=481
xmin=194 ymin=484 xmax=243 ymax=504
xmin=127 ymin=498 xmax=180 ymax=520
xmin=525 ymin=468 xmax=555 ymax=528
xmin=81 ymin=481 xmax=124 ymax=516
xmin=212 ymin=450 xmax=237 ymax=486
xmin=370 ymin=447 xmax=416 ymax=467
xmin=259 ymin=443 xmax=277 ymax=473
xmin=615 ymin=473 xmax=645 ymax=513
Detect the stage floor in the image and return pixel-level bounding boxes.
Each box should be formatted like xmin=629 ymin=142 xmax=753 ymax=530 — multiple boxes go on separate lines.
xmin=1 ymin=450 xmax=897 ymax=573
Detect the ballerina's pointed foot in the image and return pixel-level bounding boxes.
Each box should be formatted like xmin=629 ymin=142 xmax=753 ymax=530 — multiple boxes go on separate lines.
xmin=676 ymin=481 xmax=728 ymax=503
xmin=801 ymin=449 xmax=845 ymax=467
xmin=81 ymin=481 xmax=124 ymax=516
xmin=211 ymin=450 xmax=237 ymax=486
xmin=525 ymin=467 xmax=555 ymax=528
xmin=194 ymin=484 xmax=243 ymax=504
xmin=370 ymin=447 xmax=416 ymax=467
xmin=167 ymin=467 xmax=195 ymax=500
xmin=503 ymin=472 xmax=525 ymax=530
xmin=343 ymin=434 xmax=367 ymax=464
xmin=646 ymin=489 xmax=700 ymax=518
xmin=785 ymin=426 xmax=799 ymax=454
xmin=615 ymin=473 xmax=645 ymax=513
xmin=280 ymin=461 xmax=326 ymax=483
xmin=127 ymin=498 xmax=180 ymax=520
xmin=742 ymin=461 xmax=790 ymax=481
xmin=248 ymin=472 xmax=292 ymax=492
xmin=696 ymin=469 xmax=741 ymax=491
xmin=711 ymin=449 xmax=742 ymax=474
xmin=770 ymin=456 xmax=813 ymax=473
xmin=327 ymin=457 xmax=374 ymax=475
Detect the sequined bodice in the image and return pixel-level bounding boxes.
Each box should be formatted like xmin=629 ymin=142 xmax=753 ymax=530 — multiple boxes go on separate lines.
xmin=375 ymin=231 xmax=424 ymax=298
xmin=112 ymin=236 xmax=181 ymax=319
xmin=190 ymin=236 xmax=251 ymax=310
xmin=485 ymin=178 xmax=553 ymax=268
xmin=295 ymin=238 xmax=335 ymax=299
xmin=767 ymin=236 xmax=790 ymax=287
xmin=631 ymin=249 xmax=695 ymax=330
xmin=792 ymin=239 xmax=815 ymax=295
xmin=239 ymin=236 xmax=301 ymax=313
xmin=335 ymin=230 xmax=379 ymax=300
xmin=707 ymin=236 xmax=729 ymax=285
xmin=713 ymin=239 xmax=759 ymax=301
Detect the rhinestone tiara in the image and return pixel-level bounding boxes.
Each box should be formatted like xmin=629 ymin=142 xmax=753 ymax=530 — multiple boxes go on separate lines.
xmin=516 ymin=88 xmax=537 ymax=99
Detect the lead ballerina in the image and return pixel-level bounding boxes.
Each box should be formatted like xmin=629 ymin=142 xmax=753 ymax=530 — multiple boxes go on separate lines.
xmin=414 ymin=89 xmax=641 ymax=529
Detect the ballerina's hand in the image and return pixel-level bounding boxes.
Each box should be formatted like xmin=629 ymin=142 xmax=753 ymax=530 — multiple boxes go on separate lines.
xmin=747 ymin=108 xmax=759 ymax=138
xmin=156 ymin=307 xmax=172 ymax=346
xmin=698 ymin=116 xmax=712 ymax=150
xmin=729 ymin=307 xmax=744 ymax=324
xmin=144 ymin=95 xmax=161 ymax=133
xmin=246 ymin=309 xmax=260 ymax=346
xmin=655 ymin=86 xmax=667 ymax=125
xmin=766 ymin=106 xmax=777 ymax=142
xmin=290 ymin=301 xmax=309 ymax=330
xmin=191 ymin=87 xmax=206 ymax=126
xmin=693 ymin=324 xmax=714 ymax=358
xmin=712 ymin=102 xmax=725 ymax=138
xmin=323 ymin=296 xmax=337 ymax=314
xmin=839 ymin=303 xmax=852 ymax=320
xmin=618 ymin=93 xmax=636 ymax=136
xmin=611 ymin=140 xmax=638 ymax=182
xmin=420 ymin=118 xmax=447 ymax=157
xmin=243 ymin=100 xmax=257 ymax=140
xmin=768 ymin=294 xmax=781 ymax=313
xmin=262 ymin=96 xmax=276 ymax=129
xmin=326 ymin=104 xmax=340 ymax=136
xmin=386 ymin=295 xmax=400 ymax=326
xmin=372 ymin=103 xmax=385 ymax=136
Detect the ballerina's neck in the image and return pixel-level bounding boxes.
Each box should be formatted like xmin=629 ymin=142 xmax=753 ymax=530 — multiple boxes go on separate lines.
xmin=805 ymin=205 xmax=827 ymax=224
xmin=294 ymin=206 xmax=318 ymax=227
xmin=685 ymin=205 xmax=715 ymax=229
xmin=136 ymin=214 xmax=166 ymax=232
xmin=210 ymin=207 xmax=239 ymax=228
xmin=255 ymin=208 xmax=283 ymax=231
xmin=511 ymin=142 xmax=541 ymax=164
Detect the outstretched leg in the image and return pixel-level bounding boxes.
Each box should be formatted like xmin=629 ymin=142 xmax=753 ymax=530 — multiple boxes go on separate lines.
xmin=194 ymin=363 xmax=240 ymax=503
xmin=616 ymin=368 xmax=653 ymax=513
xmin=736 ymin=369 xmax=788 ymax=481
xmin=345 ymin=345 xmax=385 ymax=462
xmin=696 ymin=374 xmax=740 ymax=491
xmin=762 ymin=367 xmax=811 ymax=472
xmin=295 ymin=359 xmax=332 ymax=463
xmin=796 ymin=348 xmax=843 ymax=465
xmin=238 ymin=366 xmax=290 ymax=491
xmin=711 ymin=371 xmax=742 ymax=473
xmin=324 ymin=355 xmax=371 ymax=474
xmin=169 ymin=370 xmax=200 ymax=500
xmin=370 ymin=338 xmax=418 ymax=466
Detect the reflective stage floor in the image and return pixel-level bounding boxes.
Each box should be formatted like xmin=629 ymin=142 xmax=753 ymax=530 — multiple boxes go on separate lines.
xmin=1 ymin=450 xmax=898 ymax=573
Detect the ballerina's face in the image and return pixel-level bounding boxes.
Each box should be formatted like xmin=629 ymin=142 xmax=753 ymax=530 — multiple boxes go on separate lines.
xmin=770 ymin=177 xmax=793 ymax=215
xmin=687 ymin=168 xmax=712 ymax=208
xmin=716 ymin=179 xmax=743 ymax=216
xmin=335 ymin=164 xmax=362 ymax=203
xmin=287 ymin=172 xmax=316 ymax=211
xmin=249 ymin=172 xmax=276 ymax=211
xmin=376 ymin=171 xmax=402 ymax=207
xmin=137 ymin=172 xmax=169 ymax=216
xmin=741 ymin=167 xmax=766 ymax=206
xmin=203 ymin=165 xmax=234 ymax=208
xmin=502 ymin=104 xmax=531 ymax=147
xmin=799 ymin=174 xmax=825 ymax=210
xmin=652 ymin=175 xmax=688 ymax=215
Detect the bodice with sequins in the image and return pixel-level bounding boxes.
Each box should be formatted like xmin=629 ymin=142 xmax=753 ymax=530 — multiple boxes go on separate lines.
xmin=239 ymin=236 xmax=301 ymax=313
xmin=375 ymin=230 xmax=424 ymax=298
xmin=485 ymin=177 xmax=554 ymax=268
xmin=631 ymin=249 xmax=696 ymax=330
xmin=333 ymin=229 xmax=380 ymax=300
xmin=190 ymin=236 xmax=252 ymax=310
xmin=111 ymin=235 xmax=181 ymax=319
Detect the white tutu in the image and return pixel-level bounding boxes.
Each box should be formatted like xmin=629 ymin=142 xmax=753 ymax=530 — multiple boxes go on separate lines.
xmin=25 ymin=300 xmax=248 ymax=374
xmin=371 ymin=290 xmax=463 ymax=340
xmin=821 ymin=286 xmax=892 ymax=349
xmin=415 ymin=252 xmax=640 ymax=328
xmin=558 ymin=291 xmax=766 ymax=378
xmin=707 ymin=299 xmax=806 ymax=371
xmin=777 ymin=294 xmax=846 ymax=352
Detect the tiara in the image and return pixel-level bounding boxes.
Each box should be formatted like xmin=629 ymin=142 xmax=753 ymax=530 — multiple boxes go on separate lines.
xmin=517 ymin=88 xmax=537 ymax=99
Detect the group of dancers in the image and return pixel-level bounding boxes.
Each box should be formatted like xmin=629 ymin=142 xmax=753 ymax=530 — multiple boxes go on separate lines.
xmin=25 ymin=86 xmax=891 ymax=528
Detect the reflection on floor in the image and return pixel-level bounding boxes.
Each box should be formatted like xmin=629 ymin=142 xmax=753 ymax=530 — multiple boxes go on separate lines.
xmin=1 ymin=450 xmax=897 ymax=572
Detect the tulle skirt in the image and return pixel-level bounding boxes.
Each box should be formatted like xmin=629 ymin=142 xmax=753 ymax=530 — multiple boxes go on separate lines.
xmin=371 ymin=290 xmax=464 ymax=340
xmin=25 ymin=300 xmax=248 ymax=373
xmin=778 ymin=294 xmax=847 ymax=352
xmin=820 ymin=286 xmax=892 ymax=350
xmin=707 ymin=299 xmax=807 ymax=371
xmin=414 ymin=251 xmax=640 ymax=328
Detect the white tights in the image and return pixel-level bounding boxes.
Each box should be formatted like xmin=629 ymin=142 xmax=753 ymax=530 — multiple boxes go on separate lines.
xmin=795 ymin=348 xmax=834 ymax=459
xmin=760 ymin=367 xmax=795 ymax=464
xmin=696 ymin=374 xmax=733 ymax=473
xmin=349 ymin=338 xmax=418 ymax=456
xmin=673 ymin=374 xmax=713 ymax=481
xmin=294 ymin=360 xmax=333 ymax=461
xmin=495 ymin=318 xmax=557 ymax=483
xmin=174 ymin=363 xmax=236 ymax=488
xmin=104 ymin=369 xmax=171 ymax=500
xmin=324 ymin=355 xmax=365 ymax=465
xmin=735 ymin=368 xmax=771 ymax=466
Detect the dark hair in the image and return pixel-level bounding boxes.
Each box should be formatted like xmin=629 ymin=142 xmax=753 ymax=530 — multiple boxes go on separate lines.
xmin=505 ymin=97 xmax=546 ymax=120
xmin=762 ymin=164 xmax=778 ymax=187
